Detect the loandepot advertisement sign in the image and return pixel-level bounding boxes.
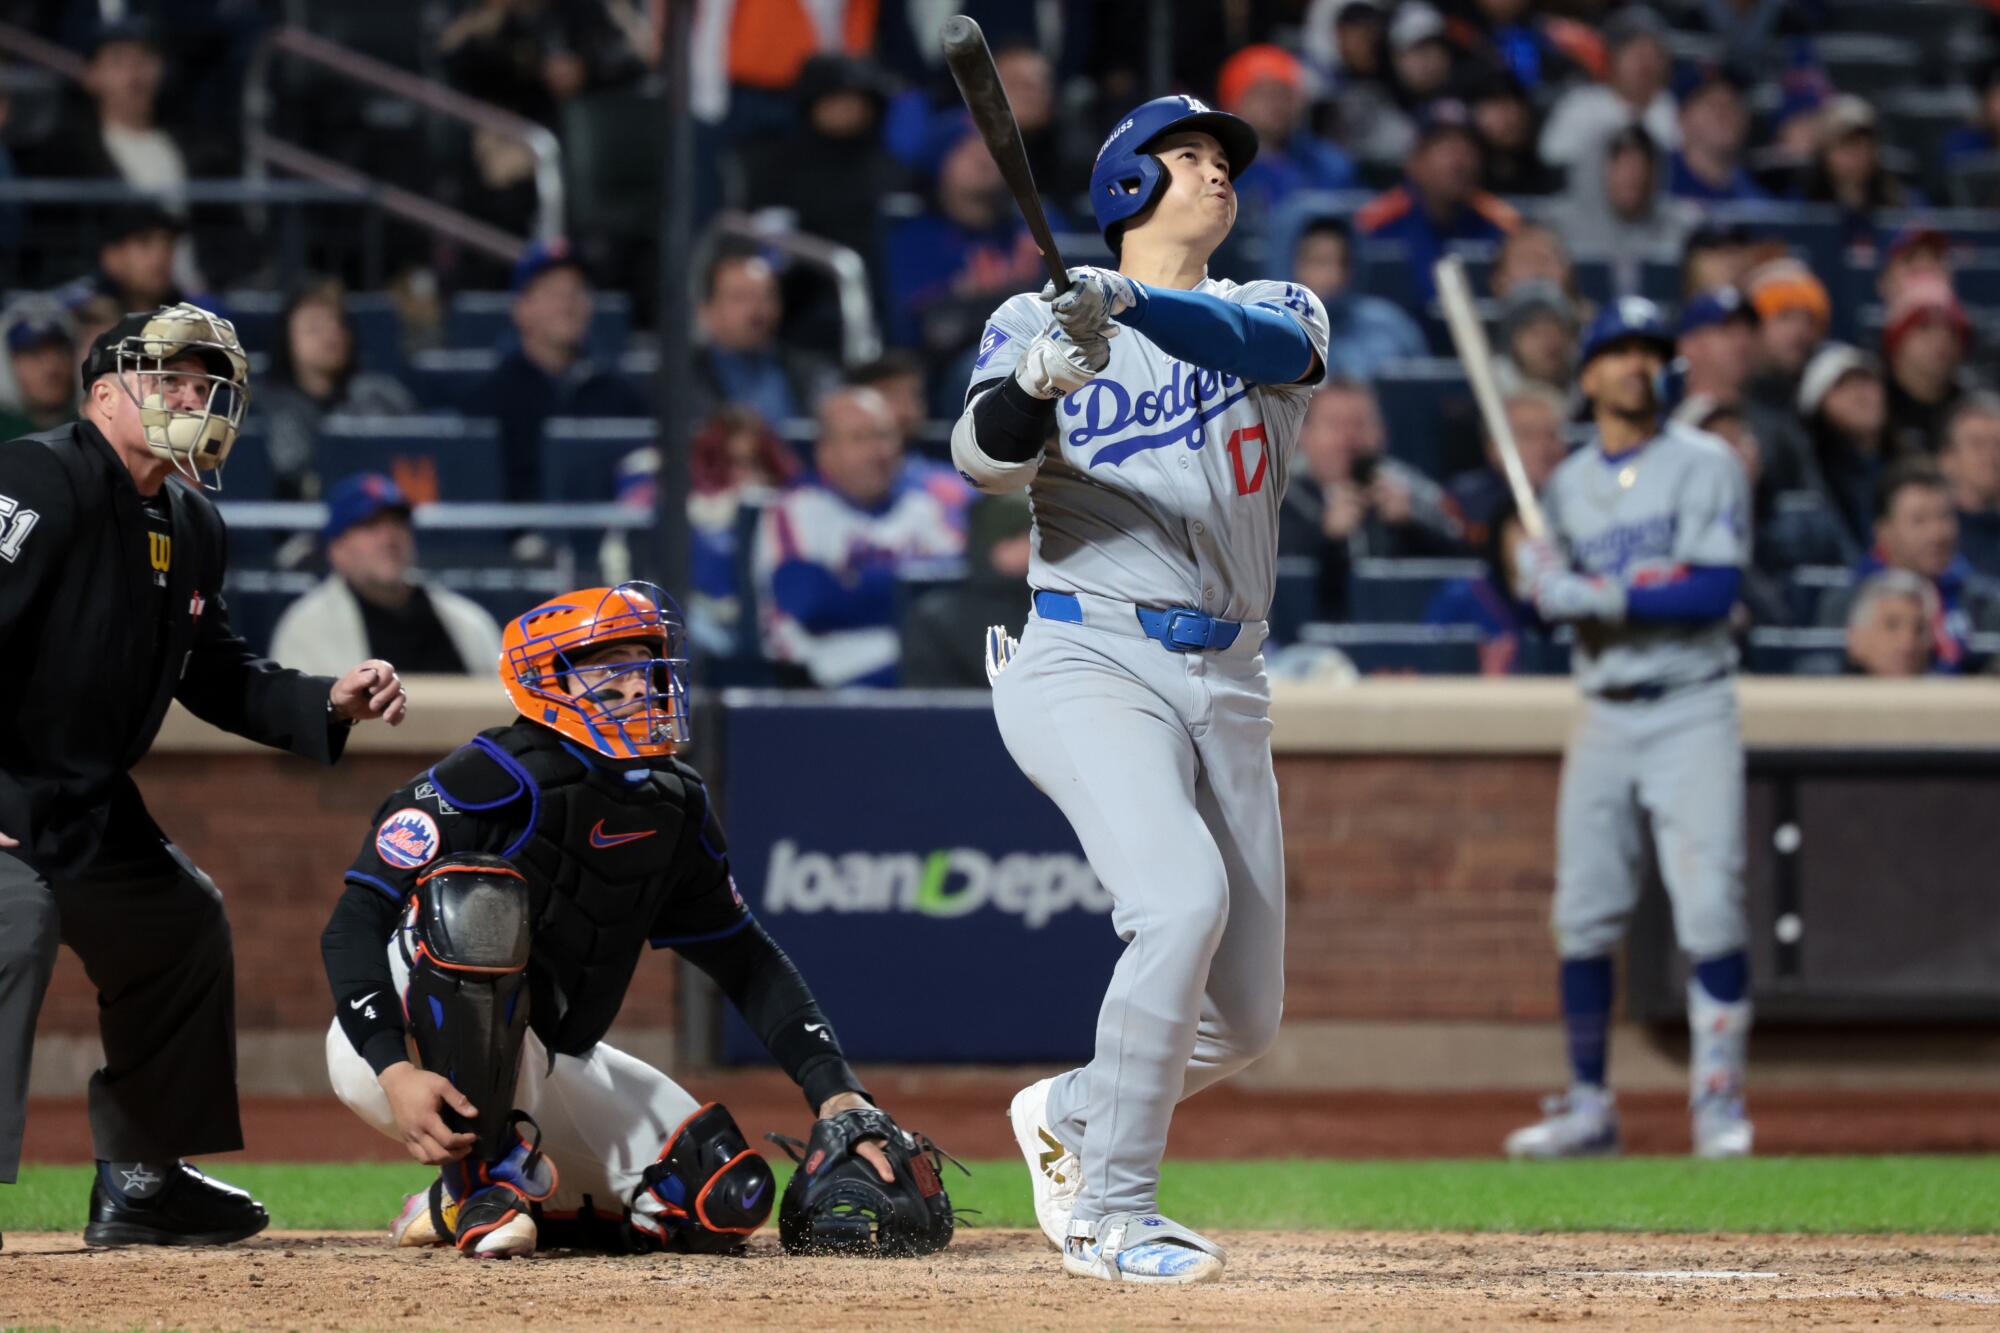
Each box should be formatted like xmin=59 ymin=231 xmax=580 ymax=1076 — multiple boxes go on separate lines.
xmin=720 ymin=697 xmax=1122 ymax=1063
xmin=762 ymin=841 xmax=1111 ymax=929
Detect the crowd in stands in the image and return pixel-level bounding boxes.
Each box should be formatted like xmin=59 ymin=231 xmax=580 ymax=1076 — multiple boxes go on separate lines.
xmin=11 ymin=1 xmax=2000 ymax=684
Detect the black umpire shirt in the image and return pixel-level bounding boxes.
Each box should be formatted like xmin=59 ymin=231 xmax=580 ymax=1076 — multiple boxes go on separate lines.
xmin=0 ymin=420 xmax=349 ymax=876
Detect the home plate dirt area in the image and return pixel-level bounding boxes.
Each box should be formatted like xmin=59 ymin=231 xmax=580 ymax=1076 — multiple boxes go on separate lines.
xmin=6 ymin=1229 xmax=2000 ymax=1331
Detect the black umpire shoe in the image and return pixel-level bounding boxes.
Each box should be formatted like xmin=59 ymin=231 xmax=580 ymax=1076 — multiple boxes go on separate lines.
xmin=84 ymin=1161 xmax=269 ymax=1247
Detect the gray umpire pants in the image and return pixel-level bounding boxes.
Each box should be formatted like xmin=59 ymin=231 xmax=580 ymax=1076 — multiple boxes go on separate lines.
xmin=992 ymin=610 xmax=1286 ymax=1222
xmin=0 ymin=846 xmax=243 ymax=1182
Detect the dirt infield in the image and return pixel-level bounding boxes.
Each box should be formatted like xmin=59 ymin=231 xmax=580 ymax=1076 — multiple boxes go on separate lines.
xmin=6 ymin=1228 xmax=2000 ymax=1330
xmin=25 ymin=1078 xmax=2000 ymax=1163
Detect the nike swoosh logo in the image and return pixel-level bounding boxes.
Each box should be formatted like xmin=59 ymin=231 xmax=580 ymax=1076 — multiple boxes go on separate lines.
xmin=590 ymin=820 xmax=657 ymax=849
xmin=743 ymin=1179 xmax=766 ymax=1208
xmin=349 ymin=992 xmax=379 ymax=1010
xmin=805 ymin=1022 xmax=830 ymax=1040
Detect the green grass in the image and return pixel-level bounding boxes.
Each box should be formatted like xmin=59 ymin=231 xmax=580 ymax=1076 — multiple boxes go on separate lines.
xmin=7 ymin=1158 xmax=2000 ymax=1235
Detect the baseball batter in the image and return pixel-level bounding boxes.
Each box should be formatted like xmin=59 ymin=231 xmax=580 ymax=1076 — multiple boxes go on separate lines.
xmin=953 ymin=96 xmax=1328 ymax=1284
xmin=1505 ymin=299 xmax=1755 ymax=1160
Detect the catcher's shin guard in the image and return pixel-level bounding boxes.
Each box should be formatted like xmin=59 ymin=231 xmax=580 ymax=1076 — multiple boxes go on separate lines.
xmin=632 ymin=1102 xmax=775 ymax=1253
xmin=402 ymin=855 xmax=533 ymax=1162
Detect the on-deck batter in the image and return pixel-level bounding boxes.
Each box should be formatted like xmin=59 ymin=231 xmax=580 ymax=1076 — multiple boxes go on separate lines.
xmin=950 ymin=95 xmax=1329 ymax=1285
xmin=1504 ymin=298 xmax=1756 ymax=1161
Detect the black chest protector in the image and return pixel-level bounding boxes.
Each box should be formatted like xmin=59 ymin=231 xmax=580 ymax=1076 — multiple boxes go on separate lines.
xmin=428 ymin=725 xmax=708 ymax=1057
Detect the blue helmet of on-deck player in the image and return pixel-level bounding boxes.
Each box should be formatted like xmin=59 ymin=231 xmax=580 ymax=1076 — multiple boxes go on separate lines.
xmin=1578 ymin=296 xmax=1677 ymax=370
xmin=1089 ymin=95 xmax=1259 ymax=252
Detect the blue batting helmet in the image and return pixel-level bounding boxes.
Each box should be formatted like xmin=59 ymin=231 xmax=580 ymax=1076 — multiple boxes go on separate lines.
xmin=1090 ymin=95 xmax=1259 ymax=249
xmin=1578 ymin=296 xmax=1676 ymax=369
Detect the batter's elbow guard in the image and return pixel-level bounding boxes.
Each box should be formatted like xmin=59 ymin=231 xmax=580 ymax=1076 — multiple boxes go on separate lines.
xmin=951 ymin=394 xmax=1042 ymax=494
xmin=631 ymin=1102 xmax=775 ymax=1254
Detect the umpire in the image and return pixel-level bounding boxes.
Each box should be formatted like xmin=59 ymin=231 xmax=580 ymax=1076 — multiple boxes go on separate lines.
xmin=0 ymin=303 xmax=408 ymax=1248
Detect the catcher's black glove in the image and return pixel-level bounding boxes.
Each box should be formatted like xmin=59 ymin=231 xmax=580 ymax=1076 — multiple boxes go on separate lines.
xmin=768 ymin=1106 xmax=965 ymax=1256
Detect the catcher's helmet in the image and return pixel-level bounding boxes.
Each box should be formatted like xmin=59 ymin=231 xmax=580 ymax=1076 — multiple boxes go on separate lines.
xmin=1090 ymin=95 xmax=1259 ymax=249
xmin=1579 ymin=296 xmax=1676 ymax=370
xmin=500 ymin=582 xmax=690 ymax=760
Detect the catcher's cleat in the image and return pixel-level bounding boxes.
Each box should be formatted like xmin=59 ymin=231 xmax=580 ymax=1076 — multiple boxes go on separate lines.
xmin=1008 ymin=1078 xmax=1078 ymax=1250
xmin=1504 ymin=1085 xmax=1621 ymax=1160
xmin=390 ymin=1181 xmax=452 ymax=1247
xmin=453 ymin=1184 xmax=539 ymax=1259
xmin=1062 ymin=1212 xmax=1225 ymax=1285
xmin=1692 ymin=1094 xmax=1754 ymax=1159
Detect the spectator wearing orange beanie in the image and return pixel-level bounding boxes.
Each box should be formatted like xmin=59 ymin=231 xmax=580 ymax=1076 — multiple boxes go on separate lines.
xmin=1215 ymin=44 xmax=1356 ymax=230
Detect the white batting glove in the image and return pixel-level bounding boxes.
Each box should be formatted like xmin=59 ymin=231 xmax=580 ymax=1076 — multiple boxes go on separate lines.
xmin=1041 ymin=266 xmax=1141 ymax=340
xmin=1509 ymin=537 xmax=1565 ymax=592
xmin=1531 ymin=571 xmax=1627 ymax=623
xmin=983 ymin=625 xmax=1018 ymax=685
xmin=1013 ymin=327 xmax=1111 ymax=399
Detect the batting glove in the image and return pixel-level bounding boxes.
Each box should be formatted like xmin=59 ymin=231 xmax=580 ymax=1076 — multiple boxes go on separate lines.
xmin=1014 ymin=326 xmax=1111 ymax=399
xmin=983 ymin=625 xmax=1018 ymax=685
xmin=1041 ymin=266 xmax=1142 ymax=339
xmin=1531 ymin=570 xmax=1628 ymax=623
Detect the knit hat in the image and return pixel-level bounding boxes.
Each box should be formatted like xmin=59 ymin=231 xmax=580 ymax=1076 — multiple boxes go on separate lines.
xmin=1882 ymin=273 xmax=1971 ymax=363
xmin=1745 ymin=258 xmax=1831 ymax=329
xmin=1797 ymin=343 xmax=1879 ymax=418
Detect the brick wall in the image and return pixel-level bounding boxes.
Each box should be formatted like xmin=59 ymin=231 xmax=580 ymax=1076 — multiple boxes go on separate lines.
xmin=35 ymin=752 xmax=1563 ymax=1040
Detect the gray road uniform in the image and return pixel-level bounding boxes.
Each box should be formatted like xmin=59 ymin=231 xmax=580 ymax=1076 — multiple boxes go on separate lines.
xmin=953 ymin=279 xmax=1329 ymax=1222
xmin=1543 ymin=419 xmax=1751 ymax=986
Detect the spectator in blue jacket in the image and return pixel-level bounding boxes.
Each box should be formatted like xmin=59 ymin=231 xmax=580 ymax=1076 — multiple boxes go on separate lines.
xmin=1815 ymin=460 xmax=2000 ymax=673
xmin=1669 ymin=64 xmax=1767 ymax=206
xmin=467 ymin=239 xmax=647 ymax=502
xmin=1943 ymin=61 xmax=2000 ymax=171
xmin=1938 ymin=394 xmax=2000 ymax=580
xmin=1290 ymin=217 xmax=1428 ymax=379
xmin=1356 ymin=103 xmax=1520 ymax=304
xmin=1218 ymin=44 xmax=1358 ymax=222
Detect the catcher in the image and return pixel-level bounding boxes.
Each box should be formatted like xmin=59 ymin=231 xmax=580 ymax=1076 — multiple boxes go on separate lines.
xmin=320 ymin=583 xmax=955 ymax=1258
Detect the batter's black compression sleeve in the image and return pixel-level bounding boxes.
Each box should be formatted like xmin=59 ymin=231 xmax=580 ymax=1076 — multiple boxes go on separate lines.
xmin=322 ymin=881 xmax=407 ymax=1074
xmin=968 ymin=375 xmax=1056 ymax=464
xmin=676 ymin=919 xmax=867 ymax=1112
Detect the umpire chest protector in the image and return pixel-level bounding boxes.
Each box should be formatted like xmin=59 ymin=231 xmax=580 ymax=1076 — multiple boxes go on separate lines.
xmin=426 ymin=724 xmax=712 ymax=1056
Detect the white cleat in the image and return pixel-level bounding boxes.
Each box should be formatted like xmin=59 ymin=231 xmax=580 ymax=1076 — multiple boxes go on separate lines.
xmin=1009 ymin=1077 xmax=1080 ymax=1250
xmin=389 ymin=1186 xmax=448 ymax=1247
xmin=460 ymin=1210 xmax=537 ymax=1259
xmin=1504 ymin=1085 xmax=1621 ymax=1160
xmin=1692 ymin=1095 xmax=1754 ymax=1159
xmin=1062 ymin=1212 xmax=1225 ymax=1285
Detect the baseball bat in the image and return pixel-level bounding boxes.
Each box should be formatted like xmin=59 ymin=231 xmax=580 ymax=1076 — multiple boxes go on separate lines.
xmin=939 ymin=15 xmax=1069 ymax=294
xmin=1433 ymin=255 xmax=1548 ymax=540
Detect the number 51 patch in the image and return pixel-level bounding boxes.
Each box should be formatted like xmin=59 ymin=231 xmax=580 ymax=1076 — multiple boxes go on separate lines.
xmin=0 ymin=495 xmax=40 ymax=563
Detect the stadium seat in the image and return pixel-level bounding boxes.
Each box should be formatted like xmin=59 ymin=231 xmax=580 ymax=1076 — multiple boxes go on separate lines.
xmin=406 ymin=348 xmax=500 ymax=410
xmin=1785 ymin=565 xmax=1855 ymax=627
xmin=218 ymin=426 xmax=275 ymax=502
xmin=222 ymin=289 xmax=406 ymax=375
xmin=1744 ymin=627 xmax=1848 ymax=675
xmin=313 ymin=415 xmax=504 ymax=501
xmin=1269 ymin=556 xmax=1319 ymax=646
xmin=1297 ymin=622 xmax=1483 ymax=674
xmin=444 ymin=291 xmax=630 ymax=359
xmin=540 ymin=418 xmax=655 ymax=501
xmin=1812 ymin=34 xmax=1925 ymax=97
xmin=1373 ymin=360 xmax=1475 ymax=482
xmin=1349 ymin=558 xmax=1485 ymax=624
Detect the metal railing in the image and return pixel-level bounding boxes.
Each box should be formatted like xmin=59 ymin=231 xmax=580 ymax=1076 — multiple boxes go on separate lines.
xmin=707 ymin=210 xmax=881 ymax=366
xmin=243 ymin=25 xmax=565 ymax=262
xmin=0 ymin=20 xmax=85 ymax=79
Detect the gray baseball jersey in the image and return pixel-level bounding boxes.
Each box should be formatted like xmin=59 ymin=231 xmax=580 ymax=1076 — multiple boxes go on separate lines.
xmin=968 ymin=278 xmax=1330 ymax=623
xmin=1543 ymin=419 xmax=1751 ymax=695
xmin=967 ymin=277 xmax=1326 ymax=1226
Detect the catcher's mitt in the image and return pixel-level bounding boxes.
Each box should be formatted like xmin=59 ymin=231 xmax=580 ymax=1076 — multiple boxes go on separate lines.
xmin=767 ymin=1107 xmax=965 ymax=1256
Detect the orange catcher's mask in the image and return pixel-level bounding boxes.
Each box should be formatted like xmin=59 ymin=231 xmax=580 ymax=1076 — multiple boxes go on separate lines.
xmin=500 ymin=582 xmax=691 ymax=759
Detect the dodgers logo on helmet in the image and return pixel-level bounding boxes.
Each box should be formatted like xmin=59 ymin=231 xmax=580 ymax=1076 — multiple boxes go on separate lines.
xmin=376 ymin=807 xmax=441 ymax=870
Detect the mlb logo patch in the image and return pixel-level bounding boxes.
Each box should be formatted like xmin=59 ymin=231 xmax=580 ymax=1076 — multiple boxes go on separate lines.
xmin=376 ymin=807 xmax=441 ymax=870
xmin=973 ymin=324 xmax=1010 ymax=371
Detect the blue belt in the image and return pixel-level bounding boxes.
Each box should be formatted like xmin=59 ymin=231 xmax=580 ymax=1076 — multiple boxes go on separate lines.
xmin=1033 ymin=589 xmax=1242 ymax=653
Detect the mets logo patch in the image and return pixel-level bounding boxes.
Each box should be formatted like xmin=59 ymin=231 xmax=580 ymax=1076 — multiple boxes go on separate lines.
xmin=376 ymin=808 xmax=441 ymax=870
